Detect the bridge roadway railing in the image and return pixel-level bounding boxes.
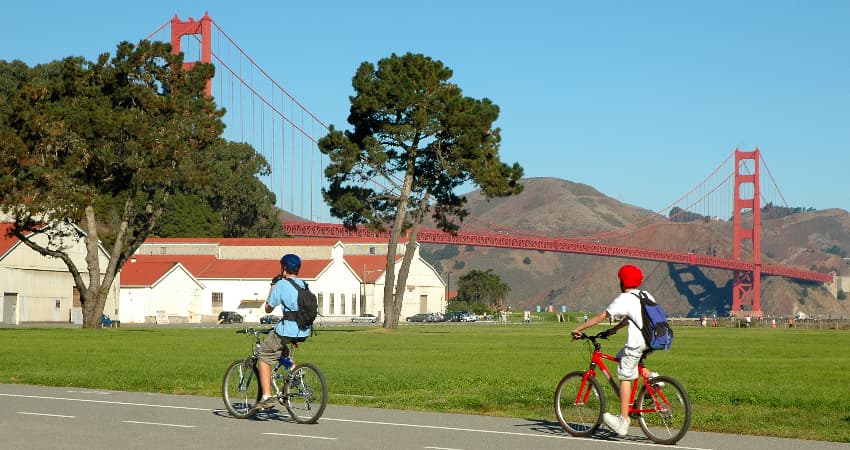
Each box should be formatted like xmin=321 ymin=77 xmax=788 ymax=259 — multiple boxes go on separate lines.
xmin=282 ymin=223 xmax=833 ymax=284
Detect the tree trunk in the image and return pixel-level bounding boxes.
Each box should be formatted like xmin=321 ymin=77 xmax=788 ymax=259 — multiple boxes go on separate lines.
xmin=392 ymin=196 xmax=429 ymax=325
xmin=81 ymin=206 xmax=107 ymax=328
xmin=382 ymin=164 xmax=417 ymax=329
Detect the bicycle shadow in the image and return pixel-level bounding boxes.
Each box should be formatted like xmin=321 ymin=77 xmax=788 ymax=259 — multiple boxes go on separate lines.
xmin=212 ymin=407 xmax=300 ymax=423
xmin=516 ymin=418 xmax=654 ymax=444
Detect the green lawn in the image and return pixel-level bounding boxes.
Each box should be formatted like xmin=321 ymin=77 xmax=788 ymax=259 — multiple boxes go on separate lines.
xmin=1 ymin=323 xmax=847 ymax=442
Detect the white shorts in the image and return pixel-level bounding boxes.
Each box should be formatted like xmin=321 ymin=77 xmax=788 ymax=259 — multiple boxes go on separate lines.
xmin=616 ymin=345 xmax=645 ymax=381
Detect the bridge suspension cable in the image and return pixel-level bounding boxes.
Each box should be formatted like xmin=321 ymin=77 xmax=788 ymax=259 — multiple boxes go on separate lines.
xmin=147 ymin=15 xmax=832 ymax=311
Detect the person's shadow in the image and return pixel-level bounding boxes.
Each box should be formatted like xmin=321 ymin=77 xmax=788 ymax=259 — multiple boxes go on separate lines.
xmin=212 ymin=407 xmax=296 ymax=423
xmin=516 ymin=418 xmax=652 ymax=444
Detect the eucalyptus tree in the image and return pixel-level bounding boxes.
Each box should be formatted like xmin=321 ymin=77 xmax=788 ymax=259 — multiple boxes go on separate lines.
xmin=0 ymin=40 xmax=223 ymax=327
xmin=318 ymin=52 xmax=523 ymax=328
xmin=455 ymin=269 xmax=511 ymax=312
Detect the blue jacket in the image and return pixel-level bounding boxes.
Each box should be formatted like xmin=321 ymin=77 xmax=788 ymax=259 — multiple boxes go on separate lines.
xmin=267 ymin=276 xmax=311 ymax=338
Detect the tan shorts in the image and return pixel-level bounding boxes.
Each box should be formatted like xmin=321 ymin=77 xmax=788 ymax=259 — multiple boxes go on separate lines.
xmin=258 ymin=332 xmax=303 ymax=365
xmin=616 ymin=345 xmax=645 ymax=381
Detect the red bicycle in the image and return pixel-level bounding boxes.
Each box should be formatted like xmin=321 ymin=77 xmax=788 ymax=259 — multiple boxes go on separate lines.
xmin=554 ymin=332 xmax=692 ymax=444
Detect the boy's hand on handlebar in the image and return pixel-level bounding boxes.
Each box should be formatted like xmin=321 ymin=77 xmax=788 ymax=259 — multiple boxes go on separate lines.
xmin=570 ymin=330 xmax=584 ymax=340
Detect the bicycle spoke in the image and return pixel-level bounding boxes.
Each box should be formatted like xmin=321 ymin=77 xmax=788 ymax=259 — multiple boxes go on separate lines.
xmin=636 ymin=376 xmax=691 ymax=444
xmin=284 ymin=363 xmax=327 ymax=424
xmin=554 ymin=371 xmax=604 ymax=437
xmin=222 ymin=359 xmax=260 ymax=419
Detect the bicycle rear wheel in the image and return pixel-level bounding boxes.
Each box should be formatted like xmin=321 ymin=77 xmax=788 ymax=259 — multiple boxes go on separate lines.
xmin=636 ymin=375 xmax=691 ymax=444
xmin=554 ymin=370 xmax=604 ymax=437
xmin=284 ymin=363 xmax=328 ymax=424
xmin=222 ymin=359 xmax=260 ymax=419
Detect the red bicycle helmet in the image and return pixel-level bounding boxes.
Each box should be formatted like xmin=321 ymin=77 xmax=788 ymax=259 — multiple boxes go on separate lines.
xmin=618 ymin=264 xmax=643 ymax=288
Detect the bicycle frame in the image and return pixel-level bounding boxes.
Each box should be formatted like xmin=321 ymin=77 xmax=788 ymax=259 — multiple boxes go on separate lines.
xmin=242 ymin=328 xmax=300 ymax=387
xmin=578 ymin=337 xmax=670 ymax=417
xmin=556 ymin=332 xmax=691 ymax=444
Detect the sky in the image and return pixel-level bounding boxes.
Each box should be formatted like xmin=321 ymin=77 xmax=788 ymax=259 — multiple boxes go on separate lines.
xmin=3 ymin=1 xmax=849 ymax=215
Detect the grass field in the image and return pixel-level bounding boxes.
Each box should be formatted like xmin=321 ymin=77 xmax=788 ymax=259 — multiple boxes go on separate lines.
xmin=1 ymin=322 xmax=847 ymax=442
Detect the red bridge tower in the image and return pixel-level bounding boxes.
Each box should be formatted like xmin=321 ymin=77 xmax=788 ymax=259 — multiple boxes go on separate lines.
xmin=731 ymin=148 xmax=762 ymax=317
xmin=169 ymin=13 xmax=213 ymax=97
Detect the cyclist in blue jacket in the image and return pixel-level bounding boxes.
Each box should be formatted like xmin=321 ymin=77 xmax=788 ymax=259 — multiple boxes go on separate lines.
xmin=252 ymin=253 xmax=311 ymax=411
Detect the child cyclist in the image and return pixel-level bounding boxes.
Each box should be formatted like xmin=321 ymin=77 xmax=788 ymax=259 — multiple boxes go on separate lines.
xmin=570 ymin=264 xmax=656 ymax=437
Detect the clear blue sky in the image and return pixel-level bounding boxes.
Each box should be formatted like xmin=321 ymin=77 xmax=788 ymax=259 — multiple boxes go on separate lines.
xmin=3 ymin=1 xmax=848 ymax=214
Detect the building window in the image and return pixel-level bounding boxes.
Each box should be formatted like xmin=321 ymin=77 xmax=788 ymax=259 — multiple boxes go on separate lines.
xmin=360 ymin=294 xmax=366 ymax=314
xmin=212 ymin=292 xmax=223 ymax=309
xmin=55 ymin=299 xmax=61 ymax=309
xmin=341 ymin=294 xmax=347 ymax=315
xmin=317 ymin=293 xmax=323 ymax=314
xmin=329 ymin=293 xmax=335 ymax=315
xmin=369 ymin=246 xmax=376 ymax=255
xmin=420 ymin=294 xmax=428 ymax=313
xmin=351 ymin=294 xmax=357 ymax=315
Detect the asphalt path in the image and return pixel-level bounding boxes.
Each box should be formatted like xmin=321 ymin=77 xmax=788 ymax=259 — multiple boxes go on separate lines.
xmin=0 ymin=384 xmax=844 ymax=450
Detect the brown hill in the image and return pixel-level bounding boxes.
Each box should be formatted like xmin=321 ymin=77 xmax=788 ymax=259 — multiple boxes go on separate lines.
xmin=420 ymin=177 xmax=850 ymax=318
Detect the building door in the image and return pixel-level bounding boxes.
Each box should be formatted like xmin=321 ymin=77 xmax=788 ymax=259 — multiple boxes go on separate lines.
xmin=3 ymin=293 xmax=18 ymax=325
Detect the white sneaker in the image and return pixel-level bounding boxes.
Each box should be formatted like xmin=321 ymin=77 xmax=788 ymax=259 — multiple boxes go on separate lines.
xmin=603 ymin=412 xmax=630 ymax=437
xmin=647 ymin=371 xmax=665 ymax=388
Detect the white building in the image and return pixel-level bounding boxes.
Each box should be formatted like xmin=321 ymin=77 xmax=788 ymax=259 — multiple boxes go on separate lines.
xmin=0 ymin=222 xmax=119 ymax=325
xmin=119 ymin=259 xmax=205 ymax=324
xmin=121 ymin=237 xmax=447 ymax=323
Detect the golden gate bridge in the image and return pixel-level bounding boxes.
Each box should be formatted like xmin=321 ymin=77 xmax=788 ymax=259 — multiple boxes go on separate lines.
xmin=146 ymin=13 xmax=834 ymax=317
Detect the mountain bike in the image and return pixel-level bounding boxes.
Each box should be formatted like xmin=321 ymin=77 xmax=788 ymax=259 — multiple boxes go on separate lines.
xmin=554 ymin=332 xmax=691 ymax=444
xmin=222 ymin=327 xmax=327 ymax=423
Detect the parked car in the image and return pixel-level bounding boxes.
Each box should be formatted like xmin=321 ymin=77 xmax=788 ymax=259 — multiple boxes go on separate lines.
xmin=351 ymin=313 xmax=379 ymax=324
xmin=260 ymin=314 xmax=280 ymax=324
xmin=405 ymin=313 xmax=431 ymax=322
xmin=428 ymin=312 xmax=445 ymax=322
xmin=445 ymin=311 xmax=464 ymax=322
xmin=218 ymin=311 xmax=243 ymax=324
xmin=460 ymin=312 xmax=478 ymax=322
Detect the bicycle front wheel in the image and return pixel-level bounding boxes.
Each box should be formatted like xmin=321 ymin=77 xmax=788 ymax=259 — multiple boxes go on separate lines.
xmin=284 ymin=363 xmax=328 ymax=424
xmin=636 ymin=375 xmax=691 ymax=444
xmin=554 ymin=370 xmax=604 ymax=437
xmin=222 ymin=359 xmax=260 ymax=419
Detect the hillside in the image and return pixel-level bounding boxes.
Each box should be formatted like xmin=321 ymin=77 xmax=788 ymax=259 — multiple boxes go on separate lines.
xmin=420 ymin=177 xmax=850 ymax=318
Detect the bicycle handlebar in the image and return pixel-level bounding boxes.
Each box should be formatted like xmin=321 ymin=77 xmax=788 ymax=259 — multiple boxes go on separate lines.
xmin=574 ymin=331 xmax=609 ymax=341
xmin=235 ymin=327 xmax=273 ymax=335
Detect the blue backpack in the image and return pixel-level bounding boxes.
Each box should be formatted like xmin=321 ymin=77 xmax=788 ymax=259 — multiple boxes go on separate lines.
xmin=630 ymin=291 xmax=674 ymax=351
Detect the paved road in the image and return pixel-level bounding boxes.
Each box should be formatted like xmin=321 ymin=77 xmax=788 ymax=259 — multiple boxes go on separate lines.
xmin=0 ymin=384 xmax=844 ymax=450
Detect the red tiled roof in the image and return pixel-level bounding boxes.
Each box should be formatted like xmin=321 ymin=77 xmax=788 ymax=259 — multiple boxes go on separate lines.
xmin=140 ymin=237 xmax=224 ymax=244
xmin=344 ymin=254 xmax=399 ymax=282
xmin=0 ymin=223 xmax=20 ymax=258
xmin=199 ymin=258 xmax=330 ymax=280
xmin=121 ymin=260 xmax=183 ymax=287
xmin=143 ymin=236 xmax=390 ymax=246
xmin=129 ymin=255 xmax=217 ymax=275
xmin=125 ymin=254 xmax=330 ymax=281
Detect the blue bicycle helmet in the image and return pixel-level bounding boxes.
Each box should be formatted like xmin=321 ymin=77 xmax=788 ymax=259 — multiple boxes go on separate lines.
xmin=280 ymin=254 xmax=301 ymax=274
